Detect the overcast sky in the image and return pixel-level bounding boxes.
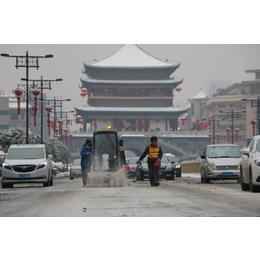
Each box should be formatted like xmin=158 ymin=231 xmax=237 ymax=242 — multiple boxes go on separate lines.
xmin=1 ymin=44 xmax=260 ymax=114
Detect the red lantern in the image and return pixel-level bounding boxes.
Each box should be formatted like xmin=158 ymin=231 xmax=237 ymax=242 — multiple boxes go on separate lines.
xmin=141 ymin=89 xmax=146 ymax=93
xmin=76 ymin=115 xmax=82 ymax=120
xmin=69 ymin=134 xmax=73 ymax=145
xmin=57 ymin=119 xmax=63 ymax=135
xmin=155 ymin=119 xmax=160 ymax=122
xmin=104 ymin=88 xmax=109 ymax=92
xmin=226 ymin=128 xmax=231 ymax=142
xmin=175 ymin=87 xmax=182 ymax=93
xmin=208 ymin=133 xmax=212 ymax=145
xmin=235 ymin=128 xmax=240 ymax=142
xmin=45 ymin=104 xmax=53 ymax=136
xmin=117 ymin=89 xmax=122 ymax=93
xmin=12 ymin=85 xmax=25 ymax=115
xmin=75 ymin=119 xmax=81 ymax=124
xmin=250 ymin=119 xmax=256 ymax=136
xmin=30 ymin=86 xmax=41 ymax=127
xmin=63 ymin=128 xmax=68 ymax=142
xmin=155 ymin=88 xmax=160 ymax=93
xmin=181 ymin=116 xmax=187 ymax=130
xmin=103 ymin=119 xmax=107 ymax=122
xmin=216 ymin=133 xmax=220 ymax=144
xmin=80 ymin=92 xmax=87 ymax=97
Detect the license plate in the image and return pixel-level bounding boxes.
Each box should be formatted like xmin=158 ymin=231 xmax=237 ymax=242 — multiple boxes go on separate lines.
xmin=221 ymin=172 xmax=233 ymax=176
xmin=19 ymin=174 xmax=30 ymax=179
xmin=159 ymin=172 xmax=162 ymax=176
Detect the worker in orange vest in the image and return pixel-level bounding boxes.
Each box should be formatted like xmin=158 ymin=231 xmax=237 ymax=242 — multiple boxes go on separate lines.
xmin=136 ymin=136 xmax=162 ymax=186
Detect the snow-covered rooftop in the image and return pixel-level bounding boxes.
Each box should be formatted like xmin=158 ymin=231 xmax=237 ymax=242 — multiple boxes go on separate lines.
xmin=190 ymin=90 xmax=207 ymax=99
xmin=75 ymin=106 xmax=188 ymax=113
xmin=84 ymin=45 xmax=180 ymax=68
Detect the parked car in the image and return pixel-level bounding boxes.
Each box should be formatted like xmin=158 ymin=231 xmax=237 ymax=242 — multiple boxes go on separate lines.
xmin=240 ymin=135 xmax=260 ymax=192
xmin=0 ymin=151 xmax=6 ymax=177
xmin=164 ymin=153 xmax=181 ymax=177
xmin=125 ymin=156 xmax=139 ymax=178
xmin=200 ymin=144 xmax=242 ymax=183
xmin=70 ymin=159 xmax=82 ymax=180
xmin=1 ymin=144 xmax=53 ymax=188
xmin=136 ymin=155 xmax=175 ymax=181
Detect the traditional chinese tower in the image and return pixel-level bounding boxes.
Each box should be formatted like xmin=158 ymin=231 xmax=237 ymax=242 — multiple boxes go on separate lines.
xmin=75 ymin=44 xmax=188 ymax=131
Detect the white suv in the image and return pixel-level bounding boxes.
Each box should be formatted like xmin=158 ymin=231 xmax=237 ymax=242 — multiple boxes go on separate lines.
xmin=240 ymin=135 xmax=260 ymax=192
xmin=1 ymin=144 xmax=53 ymax=188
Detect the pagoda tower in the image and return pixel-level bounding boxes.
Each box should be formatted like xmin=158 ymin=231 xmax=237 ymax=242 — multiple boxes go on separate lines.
xmin=75 ymin=44 xmax=188 ymax=131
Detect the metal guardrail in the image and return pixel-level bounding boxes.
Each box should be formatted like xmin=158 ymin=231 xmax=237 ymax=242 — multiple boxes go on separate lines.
xmin=180 ymin=159 xmax=201 ymax=174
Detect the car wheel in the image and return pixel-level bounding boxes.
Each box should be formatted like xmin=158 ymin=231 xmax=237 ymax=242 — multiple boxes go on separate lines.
xmin=70 ymin=176 xmax=74 ymax=180
xmin=250 ymin=170 xmax=260 ymax=192
xmin=50 ymin=175 xmax=53 ymax=186
xmin=240 ymin=169 xmax=250 ymax=191
xmin=205 ymin=175 xmax=210 ymax=183
xmin=200 ymin=168 xmax=205 ymax=183
xmin=171 ymin=173 xmax=175 ymax=181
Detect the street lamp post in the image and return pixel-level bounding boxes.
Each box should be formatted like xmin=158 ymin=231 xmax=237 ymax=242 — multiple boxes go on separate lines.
xmin=242 ymin=96 xmax=260 ymax=135
xmin=22 ymin=77 xmax=63 ymax=143
xmin=45 ymin=98 xmax=71 ymax=138
xmin=1 ymin=52 xmax=53 ymax=143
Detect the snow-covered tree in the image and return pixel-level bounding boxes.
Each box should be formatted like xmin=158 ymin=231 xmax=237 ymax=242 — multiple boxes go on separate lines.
xmin=0 ymin=129 xmax=41 ymax=153
xmin=45 ymin=140 xmax=71 ymax=163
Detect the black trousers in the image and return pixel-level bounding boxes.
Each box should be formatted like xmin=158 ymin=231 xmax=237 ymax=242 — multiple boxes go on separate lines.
xmin=148 ymin=163 xmax=159 ymax=185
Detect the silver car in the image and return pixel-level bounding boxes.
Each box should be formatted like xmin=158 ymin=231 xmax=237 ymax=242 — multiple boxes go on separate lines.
xmin=70 ymin=159 xmax=82 ymax=180
xmin=1 ymin=144 xmax=53 ymax=188
xmin=200 ymin=144 xmax=242 ymax=183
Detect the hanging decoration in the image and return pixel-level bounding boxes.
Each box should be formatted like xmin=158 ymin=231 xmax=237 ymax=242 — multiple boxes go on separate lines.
xmin=155 ymin=88 xmax=160 ymax=93
xmin=216 ymin=133 xmax=220 ymax=144
xmin=103 ymin=119 xmax=107 ymax=122
xmin=235 ymin=128 xmax=240 ymax=142
xmin=45 ymin=104 xmax=53 ymax=136
xmin=141 ymin=89 xmax=146 ymax=93
xmin=250 ymin=119 xmax=256 ymax=136
xmin=12 ymin=85 xmax=25 ymax=115
xmin=208 ymin=133 xmax=212 ymax=145
xmin=181 ymin=116 xmax=187 ymax=129
xmin=117 ymin=89 xmax=122 ymax=93
xmin=104 ymin=88 xmax=109 ymax=92
xmin=69 ymin=134 xmax=73 ymax=146
xmin=30 ymin=86 xmax=41 ymax=127
xmin=175 ymin=87 xmax=182 ymax=92
xmin=226 ymin=128 xmax=231 ymax=142
xmin=155 ymin=119 xmax=160 ymax=122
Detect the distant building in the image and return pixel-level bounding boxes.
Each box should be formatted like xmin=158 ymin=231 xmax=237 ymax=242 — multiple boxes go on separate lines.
xmin=75 ymin=44 xmax=188 ymax=132
xmin=202 ymin=69 xmax=260 ymax=147
xmin=0 ymin=95 xmax=9 ymax=135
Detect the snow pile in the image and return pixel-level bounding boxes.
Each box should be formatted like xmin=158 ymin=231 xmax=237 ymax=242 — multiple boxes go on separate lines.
xmin=87 ymin=171 xmax=130 ymax=187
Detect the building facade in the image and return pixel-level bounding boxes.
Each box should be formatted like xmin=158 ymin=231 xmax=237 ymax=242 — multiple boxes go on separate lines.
xmin=75 ymin=45 xmax=188 ymax=132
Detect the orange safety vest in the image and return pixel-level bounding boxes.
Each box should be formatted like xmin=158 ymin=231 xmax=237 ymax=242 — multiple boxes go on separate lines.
xmin=148 ymin=145 xmax=160 ymax=159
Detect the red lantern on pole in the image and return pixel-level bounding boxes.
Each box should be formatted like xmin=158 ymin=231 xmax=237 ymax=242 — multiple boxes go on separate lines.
xmin=55 ymin=128 xmax=59 ymax=136
xmin=57 ymin=118 xmax=63 ymax=135
xmin=250 ymin=119 xmax=256 ymax=136
xmin=208 ymin=133 xmax=212 ymax=145
xmin=226 ymin=128 xmax=231 ymax=142
xmin=45 ymin=104 xmax=53 ymax=136
xmin=69 ymin=134 xmax=73 ymax=145
xmin=63 ymin=128 xmax=68 ymax=142
xmin=80 ymin=92 xmax=87 ymax=97
xmin=235 ymin=128 xmax=240 ymax=142
xmin=155 ymin=88 xmax=160 ymax=93
xmin=216 ymin=133 xmax=220 ymax=144
xmin=141 ymin=89 xmax=146 ymax=93
xmin=181 ymin=116 xmax=187 ymax=130
xmin=30 ymin=86 xmax=41 ymax=127
xmin=175 ymin=87 xmax=182 ymax=93
xmin=12 ymin=85 xmax=25 ymax=115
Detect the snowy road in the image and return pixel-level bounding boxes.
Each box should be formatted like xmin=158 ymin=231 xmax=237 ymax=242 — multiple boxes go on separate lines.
xmin=0 ymin=173 xmax=260 ymax=217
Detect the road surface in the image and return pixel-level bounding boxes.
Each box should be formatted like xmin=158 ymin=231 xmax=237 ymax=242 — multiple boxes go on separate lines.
xmin=1 ymin=173 xmax=260 ymax=217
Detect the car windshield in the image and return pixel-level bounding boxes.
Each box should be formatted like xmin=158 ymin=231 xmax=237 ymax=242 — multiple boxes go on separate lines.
xmin=208 ymin=146 xmax=242 ymax=158
xmin=72 ymin=160 xmax=81 ymax=166
xmin=7 ymin=147 xmax=45 ymax=160
xmin=161 ymin=156 xmax=170 ymax=163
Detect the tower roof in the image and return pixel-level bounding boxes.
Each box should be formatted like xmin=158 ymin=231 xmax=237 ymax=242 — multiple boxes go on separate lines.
xmin=84 ymin=44 xmax=180 ymax=68
xmin=190 ymin=89 xmax=207 ymax=99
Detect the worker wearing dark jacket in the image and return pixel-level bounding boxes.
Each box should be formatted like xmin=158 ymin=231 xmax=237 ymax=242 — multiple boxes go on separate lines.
xmin=80 ymin=139 xmax=92 ymax=187
xmin=136 ymin=136 xmax=163 ymax=187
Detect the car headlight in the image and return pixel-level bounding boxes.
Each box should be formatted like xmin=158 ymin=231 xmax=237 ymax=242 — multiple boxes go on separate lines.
xmin=37 ymin=162 xmax=47 ymax=169
xmin=208 ymin=162 xmax=216 ymax=171
xmin=175 ymin=164 xmax=181 ymax=168
xmin=3 ymin=163 xmax=12 ymax=170
xmin=254 ymin=160 xmax=260 ymax=167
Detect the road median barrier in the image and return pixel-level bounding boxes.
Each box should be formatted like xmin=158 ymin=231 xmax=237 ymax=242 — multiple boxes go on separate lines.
xmin=180 ymin=159 xmax=201 ymax=176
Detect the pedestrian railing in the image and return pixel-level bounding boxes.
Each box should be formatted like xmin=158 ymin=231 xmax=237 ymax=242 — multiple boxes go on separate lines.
xmin=180 ymin=159 xmax=201 ymax=174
